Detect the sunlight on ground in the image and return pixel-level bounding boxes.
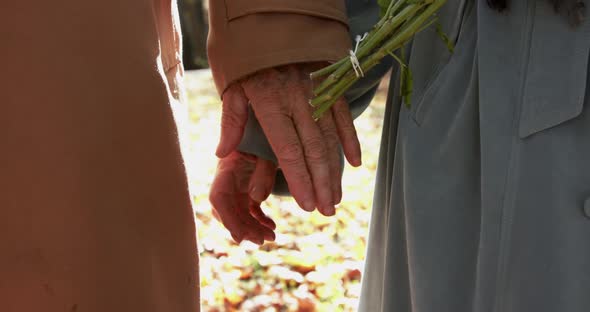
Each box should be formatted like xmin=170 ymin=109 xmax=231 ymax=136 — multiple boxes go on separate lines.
xmin=182 ymin=69 xmax=387 ymax=312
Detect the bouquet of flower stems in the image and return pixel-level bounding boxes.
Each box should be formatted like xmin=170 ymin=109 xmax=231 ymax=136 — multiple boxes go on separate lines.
xmin=310 ymin=0 xmax=452 ymax=119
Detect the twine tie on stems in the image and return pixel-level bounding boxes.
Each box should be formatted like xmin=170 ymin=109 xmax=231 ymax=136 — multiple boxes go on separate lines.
xmin=350 ymin=32 xmax=368 ymax=78
xmin=309 ymin=0 xmax=450 ymax=119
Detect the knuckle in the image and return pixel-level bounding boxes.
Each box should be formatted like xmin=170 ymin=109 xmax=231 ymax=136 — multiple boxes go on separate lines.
xmin=320 ymin=127 xmax=340 ymax=144
xmin=335 ymin=109 xmax=353 ymax=126
xmin=302 ymin=137 xmax=328 ymax=162
xmin=257 ymin=109 xmax=287 ymax=124
xmin=256 ymin=84 xmax=280 ymax=102
xmin=284 ymin=80 xmax=301 ymax=95
xmin=260 ymin=97 xmax=283 ymax=114
xmin=341 ymin=124 xmax=358 ymax=138
xmin=249 ymin=93 xmax=289 ymax=117
xmin=317 ymin=115 xmax=340 ymax=139
xmin=244 ymin=69 xmax=280 ymax=92
xmin=221 ymin=110 xmax=245 ymax=130
xmin=226 ymin=96 xmax=247 ymax=115
xmin=277 ymin=142 xmax=304 ymax=163
xmin=335 ymin=115 xmax=358 ymax=138
xmin=209 ymin=192 xmax=222 ymax=207
xmin=248 ymin=205 xmax=263 ymax=216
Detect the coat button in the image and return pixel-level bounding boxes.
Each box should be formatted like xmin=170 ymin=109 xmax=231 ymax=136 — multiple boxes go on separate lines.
xmin=584 ymin=198 xmax=590 ymax=219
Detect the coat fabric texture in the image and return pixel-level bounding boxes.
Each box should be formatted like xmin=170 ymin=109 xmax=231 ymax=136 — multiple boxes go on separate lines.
xmin=1 ymin=1 xmax=200 ymax=311
xmin=218 ymin=0 xmax=590 ymax=311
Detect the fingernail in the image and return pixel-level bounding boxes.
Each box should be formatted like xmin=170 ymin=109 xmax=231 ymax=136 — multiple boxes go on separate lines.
xmin=264 ymin=232 xmax=276 ymax=242
xmin=232 ymin=235 xmax=243 ymax=244
xmin=324 ymin=206 xmax=336 ymax=216
xmin=215 ymin=145 xmax=226 ymax=158
xmin=249 ymin=186 xmax=265 ymax=203
xmin=263 ymin=219 xmax=277 ymax=230
xmin=333 ymin=192 xmax=342 ymax=205
xmin=303 ymin=200 xmax=315 ymax=212
xmin=352 ymin=156 xmax=362 ymax=167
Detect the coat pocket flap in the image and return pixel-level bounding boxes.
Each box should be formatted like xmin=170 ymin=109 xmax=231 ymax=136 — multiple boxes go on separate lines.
xmin=409 ymin=0 xmax=470 ymax=124
xmin=519 ymin=11 xmax=589 ymax=138
xmin=224 ymin=0 xmax=348 ymax=25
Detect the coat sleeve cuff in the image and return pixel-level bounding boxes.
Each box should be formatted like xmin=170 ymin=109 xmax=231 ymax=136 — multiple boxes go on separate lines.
xmin=207 ymin=0 xmax=351 ymax=96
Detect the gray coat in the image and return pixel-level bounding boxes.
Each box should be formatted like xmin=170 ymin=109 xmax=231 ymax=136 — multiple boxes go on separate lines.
xmin=359 ymin=0 xmax=590 ymax=311
xmin=238 ymin=1 xmax=590 ymax=311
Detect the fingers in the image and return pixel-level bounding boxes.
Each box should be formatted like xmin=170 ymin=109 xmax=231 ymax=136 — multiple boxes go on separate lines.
xmin=238 ymin=209 xmax=275 ymax=245
xmin=317 ymin=111 xmax=343 ymax=206
xmin=332 ymin=97 xmax=362 ymax=167
xmin=209 ymin=167 xmax=246 ymax=243
xmin=290 ymin=84 xmax=335 ymax=216
xmin=242 ymin=69 xmax=316 ymax=212
xmin=248 ymin=157 xmax=278 ymax=236
xmin=216 ymin=84 xmax=249 ymax=158
xmin=249 ymin=157 xmax=277 ymax=203
xmin=209 ymin=153 xmax=275 ymax=245
xmin=240 ymin=65 xmax=351 ymax=216
xmin=211 ymin=208 xmax=221 ymax=223
xmin=249 ymin=202 xmax=276 ymax=233
xmin=210 ymin=182 xmax=274 ymax=245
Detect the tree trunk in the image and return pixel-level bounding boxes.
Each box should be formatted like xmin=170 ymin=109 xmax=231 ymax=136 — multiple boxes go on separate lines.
xmin=179 ymin=0 xmax=208 ymax=70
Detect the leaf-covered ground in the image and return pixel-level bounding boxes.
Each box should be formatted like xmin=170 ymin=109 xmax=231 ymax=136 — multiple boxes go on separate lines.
xmin=183 ymin=69 xmax=387 ymax=311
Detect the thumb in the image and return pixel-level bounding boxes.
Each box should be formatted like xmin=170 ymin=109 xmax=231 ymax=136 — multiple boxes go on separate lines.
xmin=216 ymin=84 xmax=249 ymax=158
xmin=248 ymin=158 xmax=277 ymax=203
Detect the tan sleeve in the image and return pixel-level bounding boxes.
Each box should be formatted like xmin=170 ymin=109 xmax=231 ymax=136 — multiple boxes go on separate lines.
xmin=207 ymin=0 xmax=352 ymax=95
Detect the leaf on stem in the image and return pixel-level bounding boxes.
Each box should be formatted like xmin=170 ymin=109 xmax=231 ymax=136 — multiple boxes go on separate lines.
xmin=402 ymin=67 xmax=413 ymax=108
xmin=391 ymin=48 xmax=413 ymax=108
xmin=435 ymin=20 xmax=455 ymax=53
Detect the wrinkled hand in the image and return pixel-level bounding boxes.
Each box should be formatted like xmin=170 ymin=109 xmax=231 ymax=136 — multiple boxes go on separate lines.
xmin=216 ymin=63 xmax=362 ymax=216
xmin=209 ymin=151 xmax=277 ymax=245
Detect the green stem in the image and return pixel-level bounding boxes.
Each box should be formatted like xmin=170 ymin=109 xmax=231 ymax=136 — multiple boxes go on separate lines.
xmin=415 ymin=16 xmax=438 ymax=34
xmin=311 ymin=0 xmax=404 ymax=80
xmin=313 ymin=79 xmax=357 ymax=120
xmin=389 ymin=0 xmax=410 ymax=18
xmin=310 ymin=92 xmax=333 ymax=107
xmin=311 ymin=0 xmax=448 ymax=118
xmin=389 ymin=51 xmax=407 ymax=68
xmin=309 ymin=58 xmax=348 ymax=79
xmin=312 ymin=66 xmax=363 ymax=108
xmin=313 ymin=3 xmax=423 ymax=95
xmin=335 ymin=4 xmax=423 ymax=76
xmin=378 ymin=0 xmax=447 ymax=60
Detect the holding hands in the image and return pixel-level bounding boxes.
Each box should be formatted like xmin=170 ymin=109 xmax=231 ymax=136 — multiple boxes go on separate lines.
xmin=209 ymin=62 xmax=362 ymax=244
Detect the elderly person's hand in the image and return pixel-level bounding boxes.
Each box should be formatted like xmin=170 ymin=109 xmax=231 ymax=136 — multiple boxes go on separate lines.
xmin=216 ymin=63 xmax=361 ymax=216
xmin=209 ymin=151 xmax=277 ymax=245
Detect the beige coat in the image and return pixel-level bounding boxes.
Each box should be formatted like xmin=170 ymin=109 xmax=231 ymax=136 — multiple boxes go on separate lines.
xmin=1 ymin=1 xmax=199 ymax=311
xmin=207 ymin=0 xmax=351 ymax=95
